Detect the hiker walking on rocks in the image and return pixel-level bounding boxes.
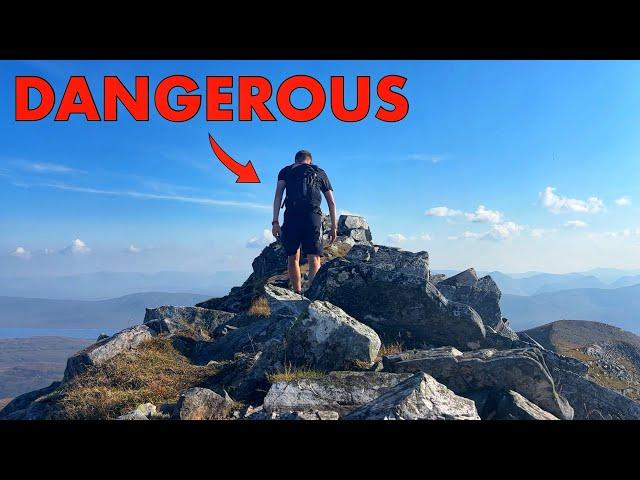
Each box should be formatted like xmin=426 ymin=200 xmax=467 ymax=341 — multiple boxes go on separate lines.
xmin=272 ymin=150 xmax=337 ymax=294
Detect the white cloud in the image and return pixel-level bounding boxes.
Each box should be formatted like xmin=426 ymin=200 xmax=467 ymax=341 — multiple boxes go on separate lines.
xmin=13 ymin=160 xmax=82 ymax=174
xmin=530 ymin=228 xmax=556 ymax=238
xmin=420 ymin=233 xmax=432 ymax=241
xmin=387 ymin=233 xmax=407 ymax=244
xmin=464 ymin=205 xmax=504 ymax=224
xmin=246 ymin=229 xmax=276 ymax=249
xmin=11 ymin=246 xmax=31 ymax=259
xmin=615 ymin=196 xmax=632 ymax=207
xmin=540 ymin=186 xmax=605 ymax=214
xmin=61 ymin=239 xmax=91 ymax=255
xmin=126 ymin=245 xmax=141 ymax=254
xmin=407 ymin=153 xmax=447 ymax=164
xmin=563 ymin=220 xmax=589 ymax=228
xmin=483 ymin=222 xmax=525 ymax=241
xmin=425 ymin=206 xmax=463 ymax=217
xmin=448 ymin=231 xmax=481 ymax=241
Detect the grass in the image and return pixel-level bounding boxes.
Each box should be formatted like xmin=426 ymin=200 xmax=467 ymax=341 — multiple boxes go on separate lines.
xmin=50 ymin=337 xmax=218 ymax=419
xmin=376 ymin=341 xmax=405 ymax=361
xmin=266 ymin=363 xmax=324 ymax=384
xmin=559 ymin=346 xmax=640 ymax=400
xmin=248 ymin=296 xmax=271 ymax=317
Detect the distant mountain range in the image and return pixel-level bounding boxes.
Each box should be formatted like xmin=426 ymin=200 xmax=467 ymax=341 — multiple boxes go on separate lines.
xmin=0 ymin=292 xmax=211 ymax=330
xmin=502 ymin=284 xmax=640 ymax=333
xmin=0 ymin=270 xmax=248 ymax=300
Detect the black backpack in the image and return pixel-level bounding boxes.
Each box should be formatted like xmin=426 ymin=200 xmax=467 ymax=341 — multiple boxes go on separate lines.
xmin=283 ymin=164 xmax=322 ymax=213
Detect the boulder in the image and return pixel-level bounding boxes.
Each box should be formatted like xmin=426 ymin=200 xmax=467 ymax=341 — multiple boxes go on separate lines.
xmin=64 ymin=324 xmax=156 ymax=381
xmin=286 ymin=299 xmax=381 ymax=370
xmin=245 ymin=407 xmax=340 ymax=420
xmin=0 ymin=381 xmax=60 ymax=419
xmin=382 ymin=347 xmax=573 ymax=419
xmin=117 ymin=410 xmax=150 ymax=420
xmin=143 ymin=306 xmax=234 ymax=338
xmin=117 ymin=402 xmax=158 ymax=420
xmin=172 ymin=387 xmax=234 ymax=420
xmin=345 ymin=372 xmax=480 ymax=420
xmin=263 ymin=371 xmax=413 ymax=416
xmin=337 ymin=215 xmax=373 ymax=243
xmin=469 ymin=390 xmax=558 ymax=420
xmin=307 ymin=244 xmax=487 ymax=350
xmin=554 ymin=369 xmax=640 ymax=420
xmin=436 ymin=268 xmax=503 ymax=329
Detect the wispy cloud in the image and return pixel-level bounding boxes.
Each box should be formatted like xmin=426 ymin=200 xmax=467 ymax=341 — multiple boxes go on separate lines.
xmin=563 ymin=220 xmax=589 ymax=228
xmin=10 ymin=246 xmax=31 ymax=259
xmin=426 ymin=204 xmax=504 ymax=224
xmin=540 ymin=186 xmax=605 ymax=214
xmin=615 ymin=196 xmax=632 ymax=207
xmin=11 ymin=160 xmax=84 ymax=174
xmin=588 ymin=228 xmax=640 ymax=239
xmin=387 ymin=233 xmax=407 ymax=244
xmin=407 ymin=153 xmax=448 ymax=164
xmin=425 ymin=206 xmax=463 ymax=218
xmin=13 ymin=181 xmax=271 ymax=211
xmin=449 ymin=222 xmax=525 ymax=242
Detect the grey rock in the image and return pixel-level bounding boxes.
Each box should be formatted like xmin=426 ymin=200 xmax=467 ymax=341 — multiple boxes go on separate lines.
xmin=555 ymin=369 xmax=640 ymax=420
xmin=97 ymin=333 xmax=110 ymax=341
xmin=117 ymin=410 xmax=150 ymax=420
xmin=143 ymin=305 xmax=234 ymax=338
xmin=263 ymin=371 xmax=413 ymax=416
xmin=0 ymin=381 xmax=60 ymax=419
xmin=307 ymin=244 xmax=486 ymax=350
xmin=338 ymin=215 xmax=369 ymax=232
xmin=345 ymin=372 xmax=480 ymax=420
xmin=430 ymin=274 xmax=447 ymax=284
xmin=64 ymin=324 xmax=156 ymax=381
xmin=436 ymin=269 xmax=504 ymax=329
xmin=246 ymin=408 xmax=340 ymax=420
xmin=473 ymin=390 xmax=558 ymax=420
xmin=173 ymin=387 xmax=234 ymax=420
xmin=383 ymin=347 xmax=573 ymax=419
xmin=263 ymin=284 xmax=310 ymax=318
xmin=286 ymin=300 xmax=381 ymax=370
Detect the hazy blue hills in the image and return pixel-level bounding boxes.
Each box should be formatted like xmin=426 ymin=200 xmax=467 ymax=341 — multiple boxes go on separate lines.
xmin=0 ymin=292 xmax=211 ymax=330
xmin=0 ymin=270 xmax=248 ymax=300
xmin=502 ymin=284 xmax=640 ymax=333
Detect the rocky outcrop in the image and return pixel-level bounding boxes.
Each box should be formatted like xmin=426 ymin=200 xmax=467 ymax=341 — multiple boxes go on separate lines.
xmin=117 ymin=403 xmax=158 ymax=420
xmin=245 ymin=406 xmax=339 ymax=420
xmin=382 ymin=347 xmax=573 ymax=419
xmin=64 ymin=325 xmax=157 ymax=381
xmin=263 ymin=371 xmax=413 ymax=416
xmin=172 ymin=387 xmax=234 ymax=420
xmin=344 ymin=372 xmax=480 ymax=420
xmin=143 ymin=306 xmax=234 ymax=338
xmin=0 ymin=381 xmax=59 ymax=420
xmin=554 ymin=369 xmax=640 ymax=420
xmin=307 ymin=244 xmax=487 ymax=350
xmin=337 ymin=215 xmax=372 ymax=243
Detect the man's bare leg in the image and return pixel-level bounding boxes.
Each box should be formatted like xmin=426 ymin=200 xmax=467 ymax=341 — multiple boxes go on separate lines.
xmin=288 ymin=249 xmax=302 ymax=293
xmin=307 ymin=254 xmax=321 ymax=286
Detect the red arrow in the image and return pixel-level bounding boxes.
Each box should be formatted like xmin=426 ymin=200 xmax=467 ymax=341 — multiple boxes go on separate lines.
xmin=208 ymin=133 xmax=260 ymax=183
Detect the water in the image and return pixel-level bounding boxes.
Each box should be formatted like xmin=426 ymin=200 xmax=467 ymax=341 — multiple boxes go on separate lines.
xmin=0 ymin=328 xmax=116 ymax=339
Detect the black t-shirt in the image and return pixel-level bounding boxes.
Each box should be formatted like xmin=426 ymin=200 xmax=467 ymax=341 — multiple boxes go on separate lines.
xmin=277 ymin=164 xmax=333 ymax=193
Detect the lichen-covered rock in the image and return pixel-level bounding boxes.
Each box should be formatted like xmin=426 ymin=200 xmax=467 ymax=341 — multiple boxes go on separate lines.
xmin=64 ymin=325 xmax=156 ymax=381
xmin=245 ymin=407 xmax=339 ymax=420
xmin=172 ymin=387 xmax=234 ymax=420
xmin=117 ymin=402 xmax=158 ymax=420
xmin=263 ymin=371 xmax=413 ymax=416
xmin=382 ymin=347 xmax=573 ymax=419
xmin=345 ymin=372 xmax=480 ymax=420
xmin=143 ymin=306 xmax=234 ymax=338
xmin=307 ymin=244 xmax=486 ymax=350
xmin=286 ymin=300 xmax=381 ymax=370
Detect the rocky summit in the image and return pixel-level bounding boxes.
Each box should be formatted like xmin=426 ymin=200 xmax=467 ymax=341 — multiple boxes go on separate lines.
xmin=3 ymin=214 xmax=640 ymax=421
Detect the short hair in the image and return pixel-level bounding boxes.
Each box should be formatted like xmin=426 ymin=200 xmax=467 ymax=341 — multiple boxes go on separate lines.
xmin=294 ymin=150 xmax=312 ymax=163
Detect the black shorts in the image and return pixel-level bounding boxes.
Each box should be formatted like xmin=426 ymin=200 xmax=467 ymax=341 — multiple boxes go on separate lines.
xmin=280 ymin=211 xmax=323 ymax=256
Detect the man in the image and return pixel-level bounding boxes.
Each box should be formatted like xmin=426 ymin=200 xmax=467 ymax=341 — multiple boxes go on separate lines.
xmin=272 ymin=150 xmax=337 ymax=294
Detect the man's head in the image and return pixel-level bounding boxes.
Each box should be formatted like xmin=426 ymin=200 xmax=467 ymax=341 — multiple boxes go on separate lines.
xmin=294 ymin=150 xmax=312 ymax=164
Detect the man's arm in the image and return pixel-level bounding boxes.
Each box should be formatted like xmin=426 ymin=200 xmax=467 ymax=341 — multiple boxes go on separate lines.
xmin=272 ymin=180 xmax=286 ymax=238
xmin=323 ymin=189 xmax=337 ymax=243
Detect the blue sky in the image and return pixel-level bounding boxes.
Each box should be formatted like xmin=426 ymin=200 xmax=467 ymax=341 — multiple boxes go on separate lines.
xmin=1 ymin=60 xmax=639 ymax=276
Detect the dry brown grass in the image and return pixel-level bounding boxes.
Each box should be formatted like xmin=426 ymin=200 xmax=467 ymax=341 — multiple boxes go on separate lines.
xmin=377 ymin=341 xmax=405 ymax=360
xmin=51 ymin=337 xmax=218 ymax=419
xmin=248 ymin=296 xmax=271 ymax=317
xmin=266 ymin=363 xmax=324 ymax=384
